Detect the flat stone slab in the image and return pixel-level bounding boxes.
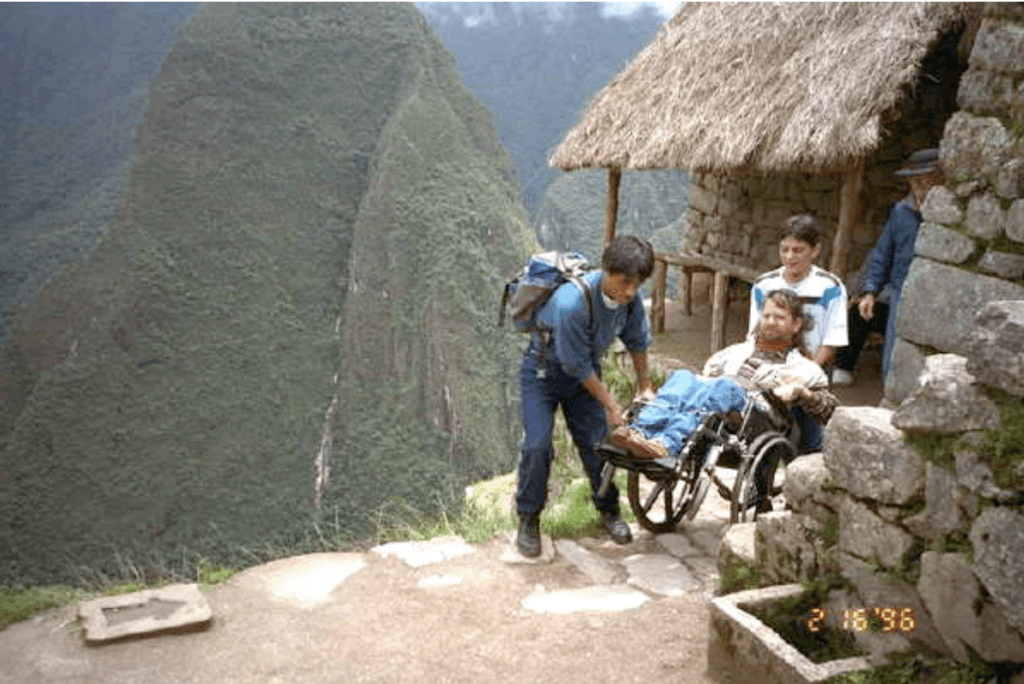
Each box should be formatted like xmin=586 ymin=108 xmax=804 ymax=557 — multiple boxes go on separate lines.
xmin=371 ymin=535 xmax=476 ymax=568
xmin=521 ymin=584 xmax=649 ymax=614
xmin=77 ymin=583 xmax=212 ymax=643
xmin=233 ymin=552 xmax=367 ymax=609
xmin=554 ymin=539 xmax=620 ymax=584
xmin=624 ymin=553 xmax=701 ymax=597
xmin=708 ymin=584 xmax=873 ymax=684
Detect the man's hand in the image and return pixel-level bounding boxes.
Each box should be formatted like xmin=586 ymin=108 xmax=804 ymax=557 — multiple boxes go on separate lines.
xmin=772 ymin=383 xmax=808 ymax=404
xmin=605 ymin=399 xmax=628 ymax=429
xmin=858 ymin=293 xmax=876 ymax=321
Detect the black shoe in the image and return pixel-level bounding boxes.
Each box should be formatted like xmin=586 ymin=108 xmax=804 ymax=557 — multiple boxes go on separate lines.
xmin=601 ymin=512 xmax=632 ymax=545
xmin=517 ymin=513 xmax=541 ymax=558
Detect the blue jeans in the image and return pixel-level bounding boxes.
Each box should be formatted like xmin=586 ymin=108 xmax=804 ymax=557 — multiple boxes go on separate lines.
xmin=516 ymin=349 xmax=619 ymax=517
xmin=631 ymin=370 xmax=747 ymax=455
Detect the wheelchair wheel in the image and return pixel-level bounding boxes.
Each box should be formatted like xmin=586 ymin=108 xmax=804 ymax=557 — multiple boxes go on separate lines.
xmin=626 ymin=454 xmax=703 ymax=533
xmin=730 ymin=432 xmax=795 ymax=524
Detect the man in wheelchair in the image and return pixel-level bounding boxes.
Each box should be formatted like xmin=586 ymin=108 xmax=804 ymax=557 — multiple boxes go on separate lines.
xmin=610 ymin=288 xmax=838 ymax=461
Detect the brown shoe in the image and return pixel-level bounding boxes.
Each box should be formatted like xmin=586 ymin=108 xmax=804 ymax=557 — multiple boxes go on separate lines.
xmin=610 ymin=427 xmax=667 ymax=460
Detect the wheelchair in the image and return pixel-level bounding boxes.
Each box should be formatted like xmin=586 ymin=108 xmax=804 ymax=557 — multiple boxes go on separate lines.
xmin=595 ymin=385 xmax=799 ymax=533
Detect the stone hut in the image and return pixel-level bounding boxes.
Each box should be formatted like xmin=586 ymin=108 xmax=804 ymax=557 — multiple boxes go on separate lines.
xmin=549 ymin=3 xmax=981 ymax=283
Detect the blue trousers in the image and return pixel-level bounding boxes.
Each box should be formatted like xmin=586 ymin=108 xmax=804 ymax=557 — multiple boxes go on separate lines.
xmin=516 ymin=350 xmax=619 ymax=517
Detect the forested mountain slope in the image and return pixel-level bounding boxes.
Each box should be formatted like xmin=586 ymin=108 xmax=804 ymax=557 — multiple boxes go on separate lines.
xmin=0 ymin=3 xmax=534 ymax=585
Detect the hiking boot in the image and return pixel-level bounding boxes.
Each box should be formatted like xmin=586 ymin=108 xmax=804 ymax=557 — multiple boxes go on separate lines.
xmin=601 ymin=511 xmax=632 ymax=545
xmin=517 ymin=513 xmax=541 ymax=558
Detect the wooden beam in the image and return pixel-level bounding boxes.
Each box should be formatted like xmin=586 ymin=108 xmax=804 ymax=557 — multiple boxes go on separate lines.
xmin=830 ymin=160 xmax=864 ymax=280
xmin=651 ymin=259 xmax=667 ymax=333
xmin=710 ymin=270 xmax=729 ymax=352
xmin=603 ymin=167 xmax=621 ymax=250
xmin=654 ymin=250 xmax=761 ymax=283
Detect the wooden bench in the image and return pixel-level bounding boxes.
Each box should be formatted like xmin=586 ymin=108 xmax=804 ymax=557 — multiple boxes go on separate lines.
xmin=650 ymin=250 xmax=762 ymax=353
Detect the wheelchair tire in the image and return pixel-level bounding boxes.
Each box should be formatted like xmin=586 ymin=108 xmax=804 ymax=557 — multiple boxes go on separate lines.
xmin=626 ymin=455 xmax=703 ymax=534
xmin=730 ymin=432 xmax=794 ymax=524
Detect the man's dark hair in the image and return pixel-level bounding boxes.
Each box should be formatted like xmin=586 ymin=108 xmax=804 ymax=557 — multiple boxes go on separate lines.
xmin=601 ymin=234 xmax=655 ymax=281
xmin=780 ymin=214 xmax=822 ymax=248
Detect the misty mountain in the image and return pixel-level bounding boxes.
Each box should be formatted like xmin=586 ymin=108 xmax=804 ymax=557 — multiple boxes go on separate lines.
xmin=0 ymin=3 xmax=533 ymax=585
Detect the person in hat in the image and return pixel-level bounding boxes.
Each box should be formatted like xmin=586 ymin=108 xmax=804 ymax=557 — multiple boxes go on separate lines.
xmin=833 ymin=148 xmax=944 ymax=384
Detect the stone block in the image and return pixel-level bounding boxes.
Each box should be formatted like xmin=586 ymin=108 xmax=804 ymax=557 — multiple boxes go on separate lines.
xmin=941 ymin=112 xmax=1014 ymax=184
xmin=823 ymin=407 xmax=925 ymax=505
xmin=372 ymin=535 xmax=475 ymax=567
xmin=957 ymin=69 xmax=1014 ymax=114
xmin=897 ymin=259 xmax=1024 ymax=357
xmin=891 ymin=354 xmax=1001 ymax=434
xmin=755 ymin=511 xmax=824 ymax=585
xmin=969 ymin=17 xmax=1024 ymax=73
xmin=624 ymin=553 xmax=701 ymax=597
xmin=707 ymin=584 xmax=874 ymax=684
xmin=920 ymin=186 xmax=963 ymax=226
xmin=997 ymin=158 xmax=1024 ymax=200
xmin=717 ymin=521 xmax=756 ymax=572
xmin=783 ymin=453 xmax=841 ymax=524
xmin=955 ymin=433 xmax=1024 ymax=505
xmin=554 ymin=539 xmax=621 ymax=585
xmin=77 ymin=583 xmax=212 ymax=643
xmin=883 ymin=338 xmax=927 ymax=405
xmin=521 ymin=584 xmax=649 ymax=614
xmin=924 ymin=462 xmax=966 ymax=537
xmin=918 ymin=551 xmax=1024 ymax=663
xmin=838 ymin=498 xmax=914 ymax=571
xmin=915 ymin=223 xmax=977 ymax=264
xmin=1008 ymin=199 xmax=1024 ymax=243
xmin=966 ymin=193 xmax=1006 ymax=240
xmin=979 ymin=250 xmax=1024 ymax=279
xmin=970 ymin=507 xmax=1024 ymax=633
xmin=965 ymin=300 xmax=1024 ymax=397
xmin=688 ymin=182 xmax=718 ymax=214
xmin=838 ymin=553 xmax=949 ymax=657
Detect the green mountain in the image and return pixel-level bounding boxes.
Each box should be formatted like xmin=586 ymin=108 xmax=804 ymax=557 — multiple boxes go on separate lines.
xmin=0 ymin=3 xmax=534 ymax=585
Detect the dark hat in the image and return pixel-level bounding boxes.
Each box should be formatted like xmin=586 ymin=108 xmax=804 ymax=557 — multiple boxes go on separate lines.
xmin=895 ymin=148 xmax=940 ymax=177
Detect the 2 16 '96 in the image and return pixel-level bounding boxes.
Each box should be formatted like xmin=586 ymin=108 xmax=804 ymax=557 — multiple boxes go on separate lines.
xmin=806 ymin=607 xmax=917 ymax=633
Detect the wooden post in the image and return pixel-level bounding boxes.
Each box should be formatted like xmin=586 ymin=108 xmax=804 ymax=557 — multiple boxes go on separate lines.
xmin=830 ymin=160 xmax=864 ymax=280
xmin=679 ymin=267 xmax=692 ymax=317
xmin=710 ymin=270 xmax=728 ymax=352
xmin=651 ymin=259 xmax=667 ymax=333
xmin=604 ymin=167 xmax=621 ymax=250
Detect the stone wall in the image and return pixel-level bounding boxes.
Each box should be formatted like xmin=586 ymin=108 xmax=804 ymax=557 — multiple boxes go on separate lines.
xmin=888 ymin=4 xmax=1024 ymax=403
xmin=685 ymin=163 xmax=907 ymax=280
xmin=717 ymin=8 xmax=1024 ymax=671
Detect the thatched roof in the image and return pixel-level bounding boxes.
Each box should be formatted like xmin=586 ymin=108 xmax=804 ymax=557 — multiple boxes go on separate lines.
xmin=550 ymin=2 xmax=977 ymax=174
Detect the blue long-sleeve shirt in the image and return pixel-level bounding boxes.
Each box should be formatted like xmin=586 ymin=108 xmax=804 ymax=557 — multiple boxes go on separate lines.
xmin=860 ymin=198 xmax=922 ymax=297
xmin=532 ymin=270 xmax=651 ymax=382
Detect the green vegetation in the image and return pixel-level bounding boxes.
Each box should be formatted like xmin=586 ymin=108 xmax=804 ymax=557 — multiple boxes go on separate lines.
xmin=718 ymin=558 xmax=763 ymax=595
xmin=0 ymin=3 xmax=534 ymax=586
xmin=978 ymin=390 xmax=1024 ymax=491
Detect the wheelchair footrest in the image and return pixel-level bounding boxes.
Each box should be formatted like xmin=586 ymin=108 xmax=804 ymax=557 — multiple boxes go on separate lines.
xmin=596 ymin=443 xmax=679 ymax=478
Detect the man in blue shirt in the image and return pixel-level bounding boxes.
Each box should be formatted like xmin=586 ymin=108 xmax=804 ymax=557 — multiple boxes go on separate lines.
xmin=516 ymin=235 xmax=655 ymax=558
xmin=834 ymin=148 xmax=944 ymax=383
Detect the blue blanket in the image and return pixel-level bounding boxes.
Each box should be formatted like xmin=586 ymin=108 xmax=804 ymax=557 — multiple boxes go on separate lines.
xmin=632 ymin=370 xmax=747 ymax=455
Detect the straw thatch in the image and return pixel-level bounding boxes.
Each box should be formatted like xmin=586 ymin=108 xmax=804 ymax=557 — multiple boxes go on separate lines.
xmin=550 ymin=2 xmax=977 ymax=174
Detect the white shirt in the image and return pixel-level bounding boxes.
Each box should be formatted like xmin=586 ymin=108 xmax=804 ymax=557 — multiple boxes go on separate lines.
xmin=748 ymin=265 xmax=849 ymax=356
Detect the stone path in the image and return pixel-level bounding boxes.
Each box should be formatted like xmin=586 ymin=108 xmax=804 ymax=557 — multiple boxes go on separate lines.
xmin=0 ymin=481 xmax=739 ymax=684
